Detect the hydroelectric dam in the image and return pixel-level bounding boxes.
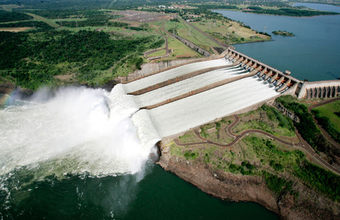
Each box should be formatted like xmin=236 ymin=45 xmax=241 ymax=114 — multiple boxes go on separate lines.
xmin=119 ymin=47 xmax=340 ymax=139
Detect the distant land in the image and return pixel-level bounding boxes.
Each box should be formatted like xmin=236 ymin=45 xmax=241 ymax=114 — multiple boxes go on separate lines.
xmin=0 ymin=1 xmax=339 ymax=220
xmin=272 ymin=30 xmax=295 ymax=36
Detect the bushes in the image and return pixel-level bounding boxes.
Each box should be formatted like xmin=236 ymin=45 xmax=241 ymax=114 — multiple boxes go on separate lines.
xmin=276 ymin=96 xmax=326 ymax=152
xmin=0 ymin=30 xmax=153 ymax=89
xmin=262 ymin=171 xmax=292 ymax=195
xmin=270 ymin=160 xmax=283 ymax=171
xmin=0 ymin=21 xmax=54 ymax=31
xmin=294 ymin=159 xmax=340 ymax=202
xmin=312 ymin=109 xmax=340 ymax=143
xmin=261 ymin=105 xmax=294 ymax=131
xmin=184 ymin=151 xmax=198 ymax=160
xmin=0 ymin=10 xmax=33 ymax=22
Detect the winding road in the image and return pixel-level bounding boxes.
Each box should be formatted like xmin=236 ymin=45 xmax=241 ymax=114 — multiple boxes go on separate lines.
xmin=174 ymin=114 xmax=340 ymax=175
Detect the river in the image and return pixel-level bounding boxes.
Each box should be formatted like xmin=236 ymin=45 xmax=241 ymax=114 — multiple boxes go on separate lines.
xmin=1 ymin=3 xmax=338 ymax=220
xmin=214 ymin=3 xmax=340 ymax=81
xmin=0 ymin=86 xmax=279 ymax=220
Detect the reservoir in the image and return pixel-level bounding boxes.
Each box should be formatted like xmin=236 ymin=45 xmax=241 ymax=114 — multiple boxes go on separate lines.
xmin=214 ymin=3 xmax=340 ymax=81
xmin=1 ymin=3 xmax=337 ymax=220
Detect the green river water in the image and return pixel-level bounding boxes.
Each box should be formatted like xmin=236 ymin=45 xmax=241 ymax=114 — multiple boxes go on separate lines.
xmin=1 ymin=2 xmax=339 ymax=219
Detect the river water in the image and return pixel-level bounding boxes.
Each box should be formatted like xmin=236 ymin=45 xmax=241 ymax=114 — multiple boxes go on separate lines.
xmin=214 ymin=3 xmax=340 ymax=81
xmin=1 ymin=3 xmax=337 ymax=220
xmin=0 ymin=86 xmax=278 ymax=220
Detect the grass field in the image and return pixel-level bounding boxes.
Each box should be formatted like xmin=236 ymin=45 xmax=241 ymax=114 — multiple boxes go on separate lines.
xmin=1 ymin=5 xmax=22 ymax=12
xmin=0 ymin=27 xmax=34 ymax=32
xmin=164 ymin=19 xmax=220 ymax=51
xmin=25 ymin=12 xmax=60 ymax=28
xmin=232 ymin=106 xmax=296 ymax=138
xmin=147 ymin=49 xmax=166 ymax=57
xmin=192 ymin=18 xmax=270 ymax=45
xmin=314 ymin=100 xmax=340 ymax=131
xmin=166 ymin=37 xmax=201 ymax=59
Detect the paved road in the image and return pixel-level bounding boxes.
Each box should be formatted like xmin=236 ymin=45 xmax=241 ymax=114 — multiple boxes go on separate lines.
xmin=174 ymin=114 xmax=340 ymax=175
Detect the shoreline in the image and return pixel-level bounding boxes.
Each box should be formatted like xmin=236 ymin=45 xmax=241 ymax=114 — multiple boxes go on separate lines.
xmin=157 ymin=139 xmax=340 ymax=220
xmin=213 ymin=8 xmax=339 ymax=18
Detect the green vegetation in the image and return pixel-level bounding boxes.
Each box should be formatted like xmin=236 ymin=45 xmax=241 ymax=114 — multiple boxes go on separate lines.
xmin=0 ymin=10 xmax=33 ymax=22
xmin=165 ymin=18 xmax=220 ymax=52
xmin=261 ymin=105 xmax=295 ymax=132
xmin=262 ymin=171 xmax=292 ymax=195
xmin=0 ymin=30 xmax=155 ymax=89
xmin=56 ymin=13 xmax=109 ymax=27
xmin=294 ymin=158 xmax=340 ymax=202
xmin=26 ymin=10 xmax=98 ymax=19
xmin=272 ymin=30 xmax=295 ymax=36
xmin=178 ymin=130 xmax=202 ymax=144
xmin=172 ymin=129 xmax=340 ymax=201
xmin=276 ymin=96 xmax=330 ymax=153
xmin=184 ymin=150 xmax=199 ymax=160
xmin=233 ymin=105 xmax=295 ymax=137
xmin=312 ymin=109 xmax=340 ymax=143
xmin=244 ymin=6 xmax=339 ymax=16
xmin=312 ymin=100 xmax=340 ymax=144
xmin=171 ymin=97 xmax=340 ymax=202
xmin=0 ymin=21 xmax=53 ymax=30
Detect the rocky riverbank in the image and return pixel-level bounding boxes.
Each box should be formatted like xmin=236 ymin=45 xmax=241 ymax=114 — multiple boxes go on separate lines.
xmin=157 ymin=141 xmax=340 ymax=220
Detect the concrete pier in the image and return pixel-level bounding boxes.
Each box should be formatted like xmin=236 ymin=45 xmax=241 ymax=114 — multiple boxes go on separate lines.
xmin=298 ymin=80 xmax=340 ymax=99
xmin=225 ymin=48 xmax=300 ymax=94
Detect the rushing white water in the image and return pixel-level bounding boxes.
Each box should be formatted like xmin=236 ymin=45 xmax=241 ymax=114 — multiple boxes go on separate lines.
xmin=0 ymin=85 xmax=160 ymax=178
xmin=146 ymin=76 xmax=279 ymax=137
xmin=123 ymin=58 xmax=231 ymax=93
xmin=133 ymin=66 xmax=248 ymax=107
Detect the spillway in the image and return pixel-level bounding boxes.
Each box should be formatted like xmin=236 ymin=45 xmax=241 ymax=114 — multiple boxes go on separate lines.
xmin=0 ymin=86 xmax=160 ymax=178
xmin=123 ymin=58 xmax=231 ymax=93
xmin=133 ymin=66 xmax=248 ymax=107
xmin=144 ymin=76 xmax=279 ymax=137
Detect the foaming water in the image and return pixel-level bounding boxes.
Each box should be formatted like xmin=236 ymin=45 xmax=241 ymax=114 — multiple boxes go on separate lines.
xmin=147 ymin=76 xmax=279 ymax=137
xmin=133 ymin=66 xmax=248 ymax=107
xmin=0 ymin=86 xmax=160 ymax=209
xmin=123 ymin=58 xmax=231 ymax=93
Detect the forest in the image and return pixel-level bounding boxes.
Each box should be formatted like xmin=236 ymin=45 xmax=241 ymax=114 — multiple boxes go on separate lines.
xmin=0 ymin=30 xmax=155 ymax=89
xmin=0 ymin=9 xmax=32 ymax=22
xmin=244 ymin=6 xmax=339 ymax=16
xmin=312 ymin=109 xmax=340 ymax=143
xmin=0 ymin=21 xmax=53 ymax=30
xmin=276 ymin=96 xmax=340 ymax=163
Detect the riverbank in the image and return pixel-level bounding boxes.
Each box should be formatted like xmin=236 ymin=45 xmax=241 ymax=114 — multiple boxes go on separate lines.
xmin=157 ymin=102 xmax=340 ymax=220
xmin=158 ymin=145 xmax=339 ymax=219
xmin=158 ymin=144 xmax=339 ymax=219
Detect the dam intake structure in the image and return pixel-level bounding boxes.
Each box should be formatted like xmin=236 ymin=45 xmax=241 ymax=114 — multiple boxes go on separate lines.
xmin=119 ymin=48 xmax=305 ymax=138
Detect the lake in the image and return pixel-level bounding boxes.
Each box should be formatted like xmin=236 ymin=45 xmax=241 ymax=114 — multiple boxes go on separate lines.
xmin=214 ymin=3 xmax=340 ymax=81
xmin=2 ymin=3 xmax=338 ymax=220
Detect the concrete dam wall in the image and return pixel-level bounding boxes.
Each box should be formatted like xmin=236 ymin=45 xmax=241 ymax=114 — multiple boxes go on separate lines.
xmin=225 ymin=48 xmax=300 ymax=94
xmin=121 ymin=51 xmax=297 ymax=138
xmin=297 ymin=80 xmax=340 ymax=99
